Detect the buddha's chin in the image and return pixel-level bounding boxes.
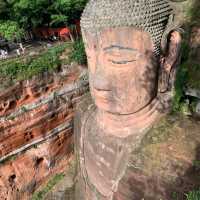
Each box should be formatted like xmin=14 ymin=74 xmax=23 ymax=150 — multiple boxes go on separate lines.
xmin=94 ymin=98 xmax=130 ymax=115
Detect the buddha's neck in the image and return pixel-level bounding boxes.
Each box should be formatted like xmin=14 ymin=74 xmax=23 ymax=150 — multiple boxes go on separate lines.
xmin=95 ymin=98 xmax=160 ymax=138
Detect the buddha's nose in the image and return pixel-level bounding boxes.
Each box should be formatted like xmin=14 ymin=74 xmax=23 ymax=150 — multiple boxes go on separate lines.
xmin=93 ymin=66 xmax=111 ymax=91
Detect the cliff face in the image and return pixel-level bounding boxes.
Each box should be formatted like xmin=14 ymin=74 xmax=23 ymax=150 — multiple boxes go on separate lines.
xmin=0 ymin=60 xmax=88 ymax=199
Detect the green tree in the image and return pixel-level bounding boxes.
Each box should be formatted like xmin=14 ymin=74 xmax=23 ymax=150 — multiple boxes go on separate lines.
xmin=9 ymin=0 xmax=88 ymax=29
xmin=0 ymin=20 xmax=24 ymax=40
xmin=0 ymin=0 xmax=11 ymax=19
xmin=49 ymin=0 xmax=88 ymax=27
xmin=11 ymin=0 xmax=51 ymax=29
xmin=0 ymin=0 xmax=88 ymax=35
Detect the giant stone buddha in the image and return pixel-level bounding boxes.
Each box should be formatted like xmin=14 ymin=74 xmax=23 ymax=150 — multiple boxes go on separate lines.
xmin=75 ymin=0 xmax=183 ymax=199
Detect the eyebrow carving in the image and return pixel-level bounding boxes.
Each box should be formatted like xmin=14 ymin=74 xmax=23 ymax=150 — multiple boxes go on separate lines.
xmin=103 ymin=45 xmax=137 ymax=52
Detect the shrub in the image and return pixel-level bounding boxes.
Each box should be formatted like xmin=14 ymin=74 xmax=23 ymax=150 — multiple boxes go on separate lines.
xmin=31 ymin=173 xmax=65 ymax=200
xmin=0 ymin=20 xmax=24 ymax=41
xmin=69 ymin=39 xmax=87 ymax=65
xmin=0 ymin=43 xmax=68 ymax=84
xmin=172 ymin=41 xmax=190 ymax=113
xmin=187 ymin=63 xmax=200 ymax=90
xmin=171 ymin=0 xmax=200 ymax=114
xmin=186 ymin=189 xmax=200 ymax=200
xmin=25 ymin=50 xmax=60 ymax=79
xmin=172 ymin=62 xmax=189 ymax=112
xmin=172 ymin=40 xmax=200 ymax=113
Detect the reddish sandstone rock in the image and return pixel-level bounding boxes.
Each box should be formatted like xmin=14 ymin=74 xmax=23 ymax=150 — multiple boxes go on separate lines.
xmin=0 ymin=62 xmax=88 ymax=199
xmin=0 ymin=64 xmax=88 ymax=160
xmin=0 ymin=128 xmax=73 ymax=200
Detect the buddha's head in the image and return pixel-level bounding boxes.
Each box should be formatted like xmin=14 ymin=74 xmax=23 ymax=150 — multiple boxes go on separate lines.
xmin=81 ymin=0 xmax=177 ymax=115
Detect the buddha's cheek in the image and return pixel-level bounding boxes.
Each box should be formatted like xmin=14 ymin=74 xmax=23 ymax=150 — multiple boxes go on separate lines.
xmin=124 ymin=69 xmax=157 ymax=113
xmin=108 ymin=69 xmax=134 ymax=112
xmin=125 ymin=77 xmax=146 ymax=112
xmin=111 ymin=67 xmax=154 ymax=114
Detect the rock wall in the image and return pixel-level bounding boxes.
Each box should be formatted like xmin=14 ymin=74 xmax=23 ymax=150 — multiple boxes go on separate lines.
xmin=0 ymin=62 xmax=88 ymax=199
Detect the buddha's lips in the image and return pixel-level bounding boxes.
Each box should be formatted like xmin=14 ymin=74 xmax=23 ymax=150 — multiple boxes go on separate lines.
xmin=93 ymin=88 xmax=110 ymax=95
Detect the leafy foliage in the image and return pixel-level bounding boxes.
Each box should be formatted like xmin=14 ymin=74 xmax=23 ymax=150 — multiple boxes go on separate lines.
xmin=0 ymin=20 xmax=24 ymax=40
xmin=172 ymin=40 xmax=200 ymax=113
xmin=11 ymin=0 xmax=51 ymax=29
xmin=186 ymin=0 xmax=200 ymax=26
xmin=187 ymin=63 xmax=200 ymax=90
xmin=0 ymin=43 xmax=68 ymax=83
xmin=31 ymin=173 xmax=65 ymax=200
xmin=0 ymin=0 xmax=10 ymax=19
xmin=172 ymin=69 xmax=187 ymax=113
xmin=186 ymin=189 xmax=200 ymax=200
xmin=172 ymin=0 xmax=200 ymax=113
xmin=0 ymin=0 xmax=88 ymax=40
xmin=50 ymin=0 xmax=87 ymax=26
xmin=4 ymin=0 xmax=88 ymax=29
xmin=69 ymin=39 xmax=87 ymax=65
xmin=50 ymin=14 xmax=68 ymax=27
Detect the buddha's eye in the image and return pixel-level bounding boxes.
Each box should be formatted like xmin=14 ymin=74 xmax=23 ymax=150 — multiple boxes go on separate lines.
xmin=103 ymin=45 xmax=140 ymax=67
xmin=108 ymin=59 xmax=136 ymax=65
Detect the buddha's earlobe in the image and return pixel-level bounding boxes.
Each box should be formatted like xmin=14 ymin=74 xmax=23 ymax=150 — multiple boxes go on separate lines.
xmin=158 ymin=31 xmax=182 ymax=94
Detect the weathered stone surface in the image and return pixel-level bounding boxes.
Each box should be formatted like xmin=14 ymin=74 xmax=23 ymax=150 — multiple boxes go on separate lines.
xmin=0 ymin=127 xmax=73 ymax=200
xmin=113 ymin=115 xmax=200 ymax=200
xmin=0 ymin=57 xmax=89 ymax=199
xmin=196 ymin=101 xmax=200 ymax=114
xmin=185 ymin=88 xmax=200 ymax=98
xmin=190 ymin=27 xmax=200 ymax=49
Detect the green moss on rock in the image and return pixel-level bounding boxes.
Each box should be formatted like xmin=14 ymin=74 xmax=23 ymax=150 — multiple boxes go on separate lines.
xmin=187 ymin=63 xmax=200 ymax=90
xmin=31 ymin=173 xmax=65 ymax=200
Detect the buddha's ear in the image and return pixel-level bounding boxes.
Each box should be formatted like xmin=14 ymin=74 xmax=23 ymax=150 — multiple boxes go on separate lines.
xmin=158 ymin=30 xmax=182 ymax=93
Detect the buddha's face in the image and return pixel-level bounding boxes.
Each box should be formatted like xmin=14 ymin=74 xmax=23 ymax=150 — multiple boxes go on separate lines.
xmin=83 ymin=27 xmax=159 ymax=114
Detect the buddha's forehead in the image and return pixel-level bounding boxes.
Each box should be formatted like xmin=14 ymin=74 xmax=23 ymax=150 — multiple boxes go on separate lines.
xmin=83 ymin=27 xmax=154 ymax=51
xmin=99 ymin=28 xmax=152 ymax=47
